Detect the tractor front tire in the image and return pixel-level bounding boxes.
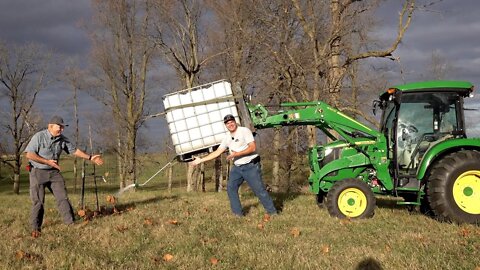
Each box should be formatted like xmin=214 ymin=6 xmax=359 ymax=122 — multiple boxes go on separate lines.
xmin=326 ymin=179 xmax=376 ymax=219
xmin=426 ymin=150 xmax=480 ymax=224
xmin=316 ymin=190 xmax=327 ymax=209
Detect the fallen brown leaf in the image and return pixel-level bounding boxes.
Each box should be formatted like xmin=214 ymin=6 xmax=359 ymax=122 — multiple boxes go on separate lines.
xmin=116 ymin=225 xmax=128 ymax=232
xmin=77 ymin=209 xmax=87 ymax=217
xmin=106 ymin=195 xmax=116 ymax=204
xmin=290 ymin=227 xmax=301 ymax=237
xmin=15 ymin=250 xmax=41 ymax=261
xmin=200 ymin=237 xmax=219 ymax=246
xmin=460 ymin=227 xmax=471 ymax=237
xmin=340 ymin=218 xmax=351 ymax=225
xmin=263 ymin=214 xmax=271 ymax=222
xmin=16 ymin=250 xmax=27 ymax=260
xmin=84 ymin=210 xmax=95 ymax=221
xmin=210 ymin=257 xmax=219 ymax=265
xmin=166 ymin=219 xmax=179 ymax=225
xmin=257 ymin=223 xmax=265 ymax=230
xmin=163 ymin=253 xmax=174 ymax=262
xmin=144 ymin=218 xmax=154 ymax=226
xmin=321 ymin=244 xmax=330 ymax=254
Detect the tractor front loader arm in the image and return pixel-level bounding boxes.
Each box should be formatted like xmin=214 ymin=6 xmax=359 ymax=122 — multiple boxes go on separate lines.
xmin=247 ymin=101 xmax=393 ymax=192
xmin=248 ymin=101 xmax=382 ymax=146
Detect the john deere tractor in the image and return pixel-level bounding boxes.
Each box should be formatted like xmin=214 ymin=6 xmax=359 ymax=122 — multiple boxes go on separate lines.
xmin=247 ymin=81 xmax=480 ymax=224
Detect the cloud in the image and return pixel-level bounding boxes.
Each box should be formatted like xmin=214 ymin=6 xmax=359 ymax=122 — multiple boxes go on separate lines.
xmin=376 ymin=0 xmax=480 ymax=85
xmin=0 ymin=0 xmax=91 ymax=55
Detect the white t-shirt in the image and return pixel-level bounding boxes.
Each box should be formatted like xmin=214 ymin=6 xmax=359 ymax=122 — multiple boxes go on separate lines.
xmin=219 ymin=126 xmax=258 ymax=166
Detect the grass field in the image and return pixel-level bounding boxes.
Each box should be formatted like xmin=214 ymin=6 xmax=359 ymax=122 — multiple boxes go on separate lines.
xmin=0 ymin=156 xmax=479 ymax=269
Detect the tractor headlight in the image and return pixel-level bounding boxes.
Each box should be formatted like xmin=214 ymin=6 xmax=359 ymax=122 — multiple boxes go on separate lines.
xmin=324 ymin=148 xmax=333 ymax=157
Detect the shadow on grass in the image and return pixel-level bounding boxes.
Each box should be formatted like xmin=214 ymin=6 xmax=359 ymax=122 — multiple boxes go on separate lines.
xmin=77 ymin=195 xmax=178 ymax=221
xmin=272 ymin=192 xmax=304 ymax=213
xmin=355 ymin=257 xmax=383 ymax=270
xmin=240 ymin=191 xmax=304 ymax=215
xmin=121 ymin=195 xmax=178 ymax=207
xmin=375 ymin=197 xmax=403 ymax=210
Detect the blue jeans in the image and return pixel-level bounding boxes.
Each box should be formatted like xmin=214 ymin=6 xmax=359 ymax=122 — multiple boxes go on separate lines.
xmin=227 ymin=162 xmax=277 ymax=216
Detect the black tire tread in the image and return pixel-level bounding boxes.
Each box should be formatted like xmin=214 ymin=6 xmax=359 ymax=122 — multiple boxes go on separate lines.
xmin=325 ymin=178 xmax=376 ymax=219
xmin=426 ymin=150 xmax=480 ymax=224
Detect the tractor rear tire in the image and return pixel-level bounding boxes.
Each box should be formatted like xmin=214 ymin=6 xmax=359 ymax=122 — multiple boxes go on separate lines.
xmin=326 ymin=179 xmax=376 ymax=219
xmin=426 ymin=150 xmax=480 ymax=224
xmin=419 ymin=195 xmax=436 ymax=217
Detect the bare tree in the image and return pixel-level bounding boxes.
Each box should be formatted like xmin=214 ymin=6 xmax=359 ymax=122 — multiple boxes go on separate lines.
xmin=208 ymin=0 xmax=416 ymax=191
xmin=0 ymin=42 xmax=48 ymax=194
xmin=89 ymin=0 xmax=155 ymax=188
xmin=209 ymin=0 xmax=305 ymax=191
xmin=63 ymin=62 xmax=85 ymax=191
xmin=290 ymin=0 xmax=415 ymax=146
xmin=150 ymin=0 xmax=224 ymax=192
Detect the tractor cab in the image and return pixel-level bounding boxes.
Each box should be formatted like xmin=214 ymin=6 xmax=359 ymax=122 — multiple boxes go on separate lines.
xmin=378 ymin=81 xmax=474 ymax=187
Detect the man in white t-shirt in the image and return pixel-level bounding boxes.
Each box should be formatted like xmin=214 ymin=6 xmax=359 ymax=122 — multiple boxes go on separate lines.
xmin=190 ymin=114 xmax=277 ymax=217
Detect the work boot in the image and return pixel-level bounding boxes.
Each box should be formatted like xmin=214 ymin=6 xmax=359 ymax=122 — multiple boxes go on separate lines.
xmin=31 ymin=230 xmax=41 ymax=238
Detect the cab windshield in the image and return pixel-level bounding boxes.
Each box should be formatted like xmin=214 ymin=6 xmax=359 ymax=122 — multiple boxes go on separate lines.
xmin=382 ymin=92 xmax=461 ymax=171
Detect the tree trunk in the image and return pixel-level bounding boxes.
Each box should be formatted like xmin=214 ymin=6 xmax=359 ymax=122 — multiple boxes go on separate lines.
xmin=220 ymin=157 xmax=225 ymax=191
xmin=13 ymin=173 xmax=20 ymax=194
xmin=73 ymin=83 xmax=79 ymax=192
xmin=186 ymin=165 xmax=194 ymax=192
xmin=168 ymin=166 xmax=173 ymax=192
xmin=214 ymin=157 xmax=222 ymax=192
xmin=13 ymin=155 xmax=21 ymax=194
xmin=117 ymin=133 xmax=125 ymax=189
xmin=200 ymin=163 xmax=205 ymax=192
xmin=125 ymin=123 xmax=137 ymax=187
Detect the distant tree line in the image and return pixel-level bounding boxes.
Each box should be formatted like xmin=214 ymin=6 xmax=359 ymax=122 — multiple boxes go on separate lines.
xmin=4 ymin=0 xmax=450 ymax=194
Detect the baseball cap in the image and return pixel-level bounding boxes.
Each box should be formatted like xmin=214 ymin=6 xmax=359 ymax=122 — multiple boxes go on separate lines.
xmin=49 ymin=115 xmax=68 ymax=127
xmin=223 ymin=114 xmax=236 ymax=124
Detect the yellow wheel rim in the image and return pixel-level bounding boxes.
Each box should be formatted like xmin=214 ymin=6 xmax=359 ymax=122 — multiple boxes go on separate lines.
xmin=338 ymin=188 xmax=368 ymax=218
xmin=453 ymin=170 xmax=480 ymax=214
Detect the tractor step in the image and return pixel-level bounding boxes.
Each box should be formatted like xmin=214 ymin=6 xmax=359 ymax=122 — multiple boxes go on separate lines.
xmin=396 ymin=187 xmax=421 ymax=192
xmin=397 ymin=201 xmax=420 ymax=206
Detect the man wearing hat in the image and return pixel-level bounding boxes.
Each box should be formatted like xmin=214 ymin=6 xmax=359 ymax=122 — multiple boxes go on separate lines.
xmin=24 ymin=116 xmax=104 ymax=238
xmin=190 ymin=114 xmax=277 ymax=217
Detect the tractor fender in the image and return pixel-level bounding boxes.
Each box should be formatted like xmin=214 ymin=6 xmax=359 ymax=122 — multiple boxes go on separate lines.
xmin=417 ymin=138 xmax=480 ymax=180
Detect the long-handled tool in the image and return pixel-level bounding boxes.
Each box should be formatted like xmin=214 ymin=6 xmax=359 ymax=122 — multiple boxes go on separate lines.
xmin=116 ymin=157 xmax=177 ymax=196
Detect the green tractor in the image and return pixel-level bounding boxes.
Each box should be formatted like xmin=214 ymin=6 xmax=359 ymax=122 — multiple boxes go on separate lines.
xmin=247 ymin=80 xmax=480 ymax=224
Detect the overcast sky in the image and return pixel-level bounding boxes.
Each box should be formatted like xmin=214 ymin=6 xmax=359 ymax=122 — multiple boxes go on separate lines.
xmin=377 ymin=0 xmax=480 ymax=86
xmin=1 ymin=0 xmax=480 ymax=143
